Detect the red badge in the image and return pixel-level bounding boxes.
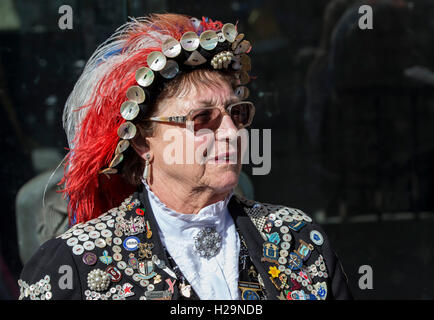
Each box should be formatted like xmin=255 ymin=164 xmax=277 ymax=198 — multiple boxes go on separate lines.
xmin=106 ymin=266 xmax=122 ymax=282
xmin=136 ymin=208 xmax=145 ymax=216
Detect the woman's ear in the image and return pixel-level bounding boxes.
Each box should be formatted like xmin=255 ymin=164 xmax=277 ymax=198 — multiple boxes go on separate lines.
xmin=131 ymin=136 xmax=151 ymax=160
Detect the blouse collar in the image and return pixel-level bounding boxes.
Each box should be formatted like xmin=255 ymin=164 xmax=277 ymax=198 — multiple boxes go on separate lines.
xmin=142 ymin=180 xmax=234 ymax=223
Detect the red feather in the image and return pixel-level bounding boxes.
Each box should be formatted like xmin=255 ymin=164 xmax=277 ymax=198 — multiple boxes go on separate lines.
xmin=60 ymin=14 xmax=225 ymax=224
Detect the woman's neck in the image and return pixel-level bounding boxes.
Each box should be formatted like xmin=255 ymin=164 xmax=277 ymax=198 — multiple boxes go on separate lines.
xmin=146 ymin=173 xmax=230 ymax=214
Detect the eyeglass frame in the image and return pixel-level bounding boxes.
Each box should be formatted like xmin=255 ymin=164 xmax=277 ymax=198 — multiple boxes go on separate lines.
xmin=147 ymin=100 xmax=256 ymax=130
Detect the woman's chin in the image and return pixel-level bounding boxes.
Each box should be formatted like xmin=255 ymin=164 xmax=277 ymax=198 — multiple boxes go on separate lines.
xmin=209 ymin=169 xmax=240 ymax=192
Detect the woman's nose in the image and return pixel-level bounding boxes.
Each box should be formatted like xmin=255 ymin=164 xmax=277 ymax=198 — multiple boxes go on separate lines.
xmin=215 ymin=114 xmax=238 ymax=141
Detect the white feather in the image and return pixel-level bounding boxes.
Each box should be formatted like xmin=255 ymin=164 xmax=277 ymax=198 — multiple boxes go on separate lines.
xmin=62 ymin=16 xmax=168 ymax=149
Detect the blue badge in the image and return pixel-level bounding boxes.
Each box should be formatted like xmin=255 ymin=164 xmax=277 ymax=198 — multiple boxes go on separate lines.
xmin=287 ymin=252 xmax=303 ymax=270
xmin=242 ymin=289 xmax=260 ymax=300
xmin=123 ymin=236 xmax=140 ymax=251
xmin=267 ymin=232 xmax=281 ymax=245
xmin=310 ymin=230 xmax=324 ymax=246
xmin=262 ymin=242 xmax=279 ymax=260
xmin=288 ymin=221 xmax=306 ymax=232
xmin=308 ymin=294 xmax=317 ymax=300
xmin=296 ymin=240 xmax=314 ymax=261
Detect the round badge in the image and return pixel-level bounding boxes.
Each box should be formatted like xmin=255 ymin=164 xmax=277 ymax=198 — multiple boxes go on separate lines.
xmin=303 ymin=215 xmax=313 ymax=223
xmin=89 ymin=230 xmax=100 ymax=239
xmin=72 ymin=244 xmax=84 ymax=255
xmin=113 ymin=253 xmax=123 ymax=262
xmin=84 ymin=225 xmax=95 ymax=233
xmin=279 ymin=249 xmax=289 ymax=257
xmin=125 ymin=268 xmax=134 ymax=276
xmin=274 ymin=220 xmax=283 ymax=227
xmin=132 ymin=274 xmax=141 ymax=282
xmin=140 ymin=280 xmax=149 ymax=287
xmin=277 ymin=208 xmax=290 ymax=216
xmin=136 ymin=208 xmax=145 ymax=216
xmin=66 ymin=237 xmax=78 ymax=247
xmin=278 ymin=256 xmax=287 ymax=265
xmin=101 ymin=229 xmax=112 ymax=238
xmin=107 ymin=219 xmax=115 ymax=228
xmin=113 ymin=237 xmax=122 ymax=245
xmin=83 ymin=240 xmax=95 ymax=251
xmin=82 ymin=252 xmax=97 ymax=265
xmin=117 ymin=261 xmax=127 ymax=270
xmin=123 ymin=236 xmax=140 ymax=251
xmin=282 ymin=234 xmax=292 ymax=242
xmin=280 ymin=226 xmax=289 ymax=234
xmin=310 ymin=230 xmax=324 ymax=246
xmin=72 ymin=229 xmax=84 ymax=236
xmin=78 ymin=234 xmax=89 ymax=242
xmin=112 ymin=245 xmax=122 ymax=253
xmin=268 ymin=213 xmax=276 ymax=221
xmin=89 ymin=218 xmax=101 ymax=225
xmin=95 ymin=238 xmax=106 ymax=248
xmin=283 ymin=215 xmax=294 ymax=223
xmin=61 ymin=232 xmax=72 ymax=240
xmin=147 ymin=284 xmax=155 ymax=291
xmin=278 ymin=265 xmax=286 ymax=272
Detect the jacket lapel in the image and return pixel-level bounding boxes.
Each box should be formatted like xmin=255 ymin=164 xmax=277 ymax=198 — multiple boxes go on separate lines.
xmin=137 ymin=186 xmax=199 ymax=300
xmin=228 ymin=196 xmax=280 ymax=300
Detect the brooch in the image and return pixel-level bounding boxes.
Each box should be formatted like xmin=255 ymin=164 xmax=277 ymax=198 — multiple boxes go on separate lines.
xmin=193 ymin=226 xmax=222 ymax=259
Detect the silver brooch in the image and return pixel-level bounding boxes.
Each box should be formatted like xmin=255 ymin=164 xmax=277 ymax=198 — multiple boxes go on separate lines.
xmin=193 ymin=226 xmax=222 ymax=259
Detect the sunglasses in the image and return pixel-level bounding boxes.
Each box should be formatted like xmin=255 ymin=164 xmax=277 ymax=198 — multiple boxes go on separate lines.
xmin=149 ymin=101 xmax=255 ymax=131
xmin=147 ymin=101 xmax=255 ymax=131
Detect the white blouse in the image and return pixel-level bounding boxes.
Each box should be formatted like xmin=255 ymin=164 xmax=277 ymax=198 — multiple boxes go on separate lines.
xmin=143 ymin=182 xmax=241 ymax=300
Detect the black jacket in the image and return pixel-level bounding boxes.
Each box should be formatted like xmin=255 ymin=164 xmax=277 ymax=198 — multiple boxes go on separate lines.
xmin=18 ymin=186 xmax=352 ymax=300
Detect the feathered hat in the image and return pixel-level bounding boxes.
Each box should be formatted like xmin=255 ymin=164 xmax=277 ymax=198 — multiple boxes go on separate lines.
xmin=61 ymin=13 xmax=252 ymax=225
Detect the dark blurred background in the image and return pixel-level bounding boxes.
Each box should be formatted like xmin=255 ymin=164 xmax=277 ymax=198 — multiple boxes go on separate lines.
xmin=0 ymin=0 xmax=433 ymax=299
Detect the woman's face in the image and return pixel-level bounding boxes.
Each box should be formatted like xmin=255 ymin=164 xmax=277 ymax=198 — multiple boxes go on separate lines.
xmin=146 ymin=74 xmax=243 ymax=195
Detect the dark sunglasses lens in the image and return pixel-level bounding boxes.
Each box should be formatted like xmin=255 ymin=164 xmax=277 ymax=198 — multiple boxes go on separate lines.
xmin=191 ymin=108 xmax=222 ymax=131
xmin=230 ymin=103 xmax=252 ymax=128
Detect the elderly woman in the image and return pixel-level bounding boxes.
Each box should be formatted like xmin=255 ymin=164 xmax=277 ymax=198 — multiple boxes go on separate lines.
xmin=18 ymin=13 xmax=351 ymax=300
